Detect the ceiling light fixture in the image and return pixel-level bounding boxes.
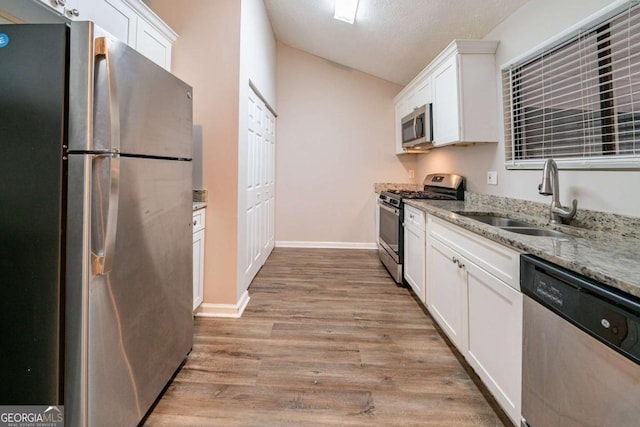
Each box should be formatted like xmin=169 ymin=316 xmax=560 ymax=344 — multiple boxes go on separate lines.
xmin=334 ymin=0 xmax=359 ymax=24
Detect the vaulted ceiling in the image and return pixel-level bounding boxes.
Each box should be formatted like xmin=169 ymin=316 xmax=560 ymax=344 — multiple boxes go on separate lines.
xmin=264 ymin=0 xmax=529 ymax=85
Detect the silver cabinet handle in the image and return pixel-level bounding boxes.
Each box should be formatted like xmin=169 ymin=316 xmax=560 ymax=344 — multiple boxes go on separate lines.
xmin=94 ymin=37 xmax=121 ymax=275
xmin=451 ymin=256 xmax=465 ymax=268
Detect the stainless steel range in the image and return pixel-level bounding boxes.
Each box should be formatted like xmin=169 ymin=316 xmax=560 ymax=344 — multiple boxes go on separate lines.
xmin=377 ymin=173 xmax=465 ymax=283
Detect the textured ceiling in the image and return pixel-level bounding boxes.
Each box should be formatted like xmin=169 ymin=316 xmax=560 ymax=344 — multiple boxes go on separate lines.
xmin=264 ymin=0 xmax=529 ymax=85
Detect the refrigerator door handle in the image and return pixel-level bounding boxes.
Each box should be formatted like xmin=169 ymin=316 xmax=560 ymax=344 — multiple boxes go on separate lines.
xmin=95 ymin=37 xmax=121 ymax=154
xmin=92 ymin=153 xmax=120 ymax=275
xmin=93 ymin=37 xmax=121 ymax=275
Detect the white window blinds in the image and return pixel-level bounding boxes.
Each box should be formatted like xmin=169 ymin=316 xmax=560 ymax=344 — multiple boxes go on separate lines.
xmin=502 ymin=2 xmax=640 ymax=169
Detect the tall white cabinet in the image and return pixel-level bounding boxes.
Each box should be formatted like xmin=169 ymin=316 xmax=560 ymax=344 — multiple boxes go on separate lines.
xmin=242 ymin=86 xmax=276 ymax=288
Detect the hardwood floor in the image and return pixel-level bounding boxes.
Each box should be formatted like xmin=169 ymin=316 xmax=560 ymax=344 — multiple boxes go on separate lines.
xmin=144 ymin=248 xmax=510 ymax=426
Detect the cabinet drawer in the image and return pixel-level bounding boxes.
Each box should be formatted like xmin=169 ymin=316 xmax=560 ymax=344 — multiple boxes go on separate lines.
xmin=404 ymin=205 xmax=425 ymax=230
xmin=193 ymin=209 xmax=206 ymax=233
xmin=428 ymin=216 xmax=520 ymax=289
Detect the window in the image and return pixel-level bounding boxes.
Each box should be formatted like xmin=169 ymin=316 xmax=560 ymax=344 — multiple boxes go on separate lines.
xmin=502 ymin=1 xmax=640 ymax=169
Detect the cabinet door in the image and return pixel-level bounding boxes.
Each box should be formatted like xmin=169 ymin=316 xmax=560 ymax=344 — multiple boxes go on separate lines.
xmin=426 ymin=238 xmax=466 ymax=349
xmin=416 ymin=77 xmax=432 ymax=108
xmin=432 ymin=55 xmax=460 ymax=146
xmin=34 ymin=0 xmax=66 ymax=16
xmin=81 ymin=0 xmax=137 ymax=45
xmin=136 ymin=17 xmax=172 ymax=70
xmin=403 ymin=223 xmax=425 ymax=302
xmin=192 ymin=228 xmax=204 ymax=311
xmin=394 ymin=97 xmax=409 ymax=154
xmin=465 ymin=261 xmax=522 ymax=425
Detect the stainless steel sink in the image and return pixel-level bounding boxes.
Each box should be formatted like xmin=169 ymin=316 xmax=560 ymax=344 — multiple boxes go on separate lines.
xmin=501 ymin=227 xmax=570 ymax=238
xmin=457 ymin=212 xmax=572 ymax=238
xmin=457 ymin=213 xmax=533 ymax=228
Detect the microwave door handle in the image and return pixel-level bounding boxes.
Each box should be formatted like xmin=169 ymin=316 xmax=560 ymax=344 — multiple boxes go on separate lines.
xmin=413 ymin=116 xmax=418 ymax=140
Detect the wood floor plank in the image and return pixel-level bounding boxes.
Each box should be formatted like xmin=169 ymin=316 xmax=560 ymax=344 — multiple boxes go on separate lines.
xmin=144 ymin=248 xmax=510 ymax=426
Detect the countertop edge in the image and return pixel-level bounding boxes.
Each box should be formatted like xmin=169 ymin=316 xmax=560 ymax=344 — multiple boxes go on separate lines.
xmin=404 ymin=199 xmax=640 ymax=300
xmin=193 ymin=202 xmax=208 ymax=211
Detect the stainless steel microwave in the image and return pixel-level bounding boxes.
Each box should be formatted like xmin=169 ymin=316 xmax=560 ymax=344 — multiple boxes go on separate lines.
xmin=401 ymin=104 xmax=433 ymax=149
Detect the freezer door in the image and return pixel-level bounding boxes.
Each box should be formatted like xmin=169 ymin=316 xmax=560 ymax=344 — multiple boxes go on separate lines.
xmin=82 ymin=33 xmax=193 ymax=159
xmin=87 ymin=156 xmax=193 ymax=426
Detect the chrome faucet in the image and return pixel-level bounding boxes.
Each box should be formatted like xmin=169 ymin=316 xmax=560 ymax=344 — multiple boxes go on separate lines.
xmin=538 ymin=159 xmax=577 ymax=224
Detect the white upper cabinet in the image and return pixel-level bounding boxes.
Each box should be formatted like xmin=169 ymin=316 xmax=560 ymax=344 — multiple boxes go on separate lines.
xmin=80 ymin=0 xmax=137 ymax=43
xmin=29 ymin=0 xmax=176 ymax=70
xmin=136 ymin=16 xmax=173 ymax=70
xmin=432 ymin=41 xmax=500 ymax=147
xmin=393 ymin=40 xmax=499 ymax=152
xmin=432 ymin=55 xmax=459 ymax=144
xmin=35 ymin=0 xmax=77 ymax=17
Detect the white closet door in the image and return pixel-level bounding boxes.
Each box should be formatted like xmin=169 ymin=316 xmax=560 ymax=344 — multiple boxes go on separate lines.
xmin=262 ymin=108 xmax=276 ymax=260
xmin=244 ymin=87 xmax=276 ymax=287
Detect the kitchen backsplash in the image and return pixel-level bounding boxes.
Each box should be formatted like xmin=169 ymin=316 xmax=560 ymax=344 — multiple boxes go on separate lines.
xmin=374 ymin=182 xmax=422 ymax=193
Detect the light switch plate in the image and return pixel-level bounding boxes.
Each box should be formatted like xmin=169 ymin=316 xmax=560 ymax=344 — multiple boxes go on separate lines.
xmin=487 ymin=171 xmax=498 ymax=185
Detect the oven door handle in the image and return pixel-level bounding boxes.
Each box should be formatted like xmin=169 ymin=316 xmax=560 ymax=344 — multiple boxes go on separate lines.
xmin=378 ymin=201 xmax=400 ymax=216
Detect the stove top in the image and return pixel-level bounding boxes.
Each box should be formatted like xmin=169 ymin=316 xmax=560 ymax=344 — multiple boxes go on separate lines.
xmin=379 ymin=173 xmax=465 ymax=203
xmin=383 ymin=189 xmax=455 ymax=200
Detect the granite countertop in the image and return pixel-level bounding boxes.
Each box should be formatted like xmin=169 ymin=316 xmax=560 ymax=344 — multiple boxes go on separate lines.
xmin=193 ymin=202 xmax=207 ymax=211
xmin=404 ymin=196 xmax=640 ymax=299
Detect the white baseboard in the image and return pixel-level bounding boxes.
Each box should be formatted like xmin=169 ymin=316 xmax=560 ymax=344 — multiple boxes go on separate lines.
xmin=275 ymin=241 xmax=377 ymax=250
xmin=195 ymin=290 xmax=250 ymax=318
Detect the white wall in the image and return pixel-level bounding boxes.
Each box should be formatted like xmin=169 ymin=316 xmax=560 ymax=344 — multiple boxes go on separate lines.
xmin=276 ymin=43 xmax=412 ymax=246
xmin=237 ymin=0 xmax=277 ymax=295
xmin=416 ymin=0 xmax=640 ymax=218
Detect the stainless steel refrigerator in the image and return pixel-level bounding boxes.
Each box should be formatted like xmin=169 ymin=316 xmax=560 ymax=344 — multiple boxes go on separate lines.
xmin=0 ymin=22 xmax=194 ymax=426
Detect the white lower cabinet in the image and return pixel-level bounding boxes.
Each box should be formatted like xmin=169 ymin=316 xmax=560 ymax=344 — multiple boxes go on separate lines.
xmin=426 ymin=237 xmax=465 ymax=348
xmin=426 ymin=215 xmax=522 ymax=425
xmin=192 ymin=208 xmax=205 ymax=311
xmin=403 ymin=205 xmax=426 ymax=302
xmin=466 ymin=261 xmax=522 ymax=425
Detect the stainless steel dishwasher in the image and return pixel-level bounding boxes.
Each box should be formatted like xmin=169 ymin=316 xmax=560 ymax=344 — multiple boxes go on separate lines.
xmin=520 ymin=255 xmax=640 ymax=427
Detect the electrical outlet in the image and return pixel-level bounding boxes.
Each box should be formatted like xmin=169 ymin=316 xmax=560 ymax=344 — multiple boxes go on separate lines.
xmin=487 ymin=171 xmax=498 ymax=185
xmin=409 ymin=169 xmax=415 ymax=179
